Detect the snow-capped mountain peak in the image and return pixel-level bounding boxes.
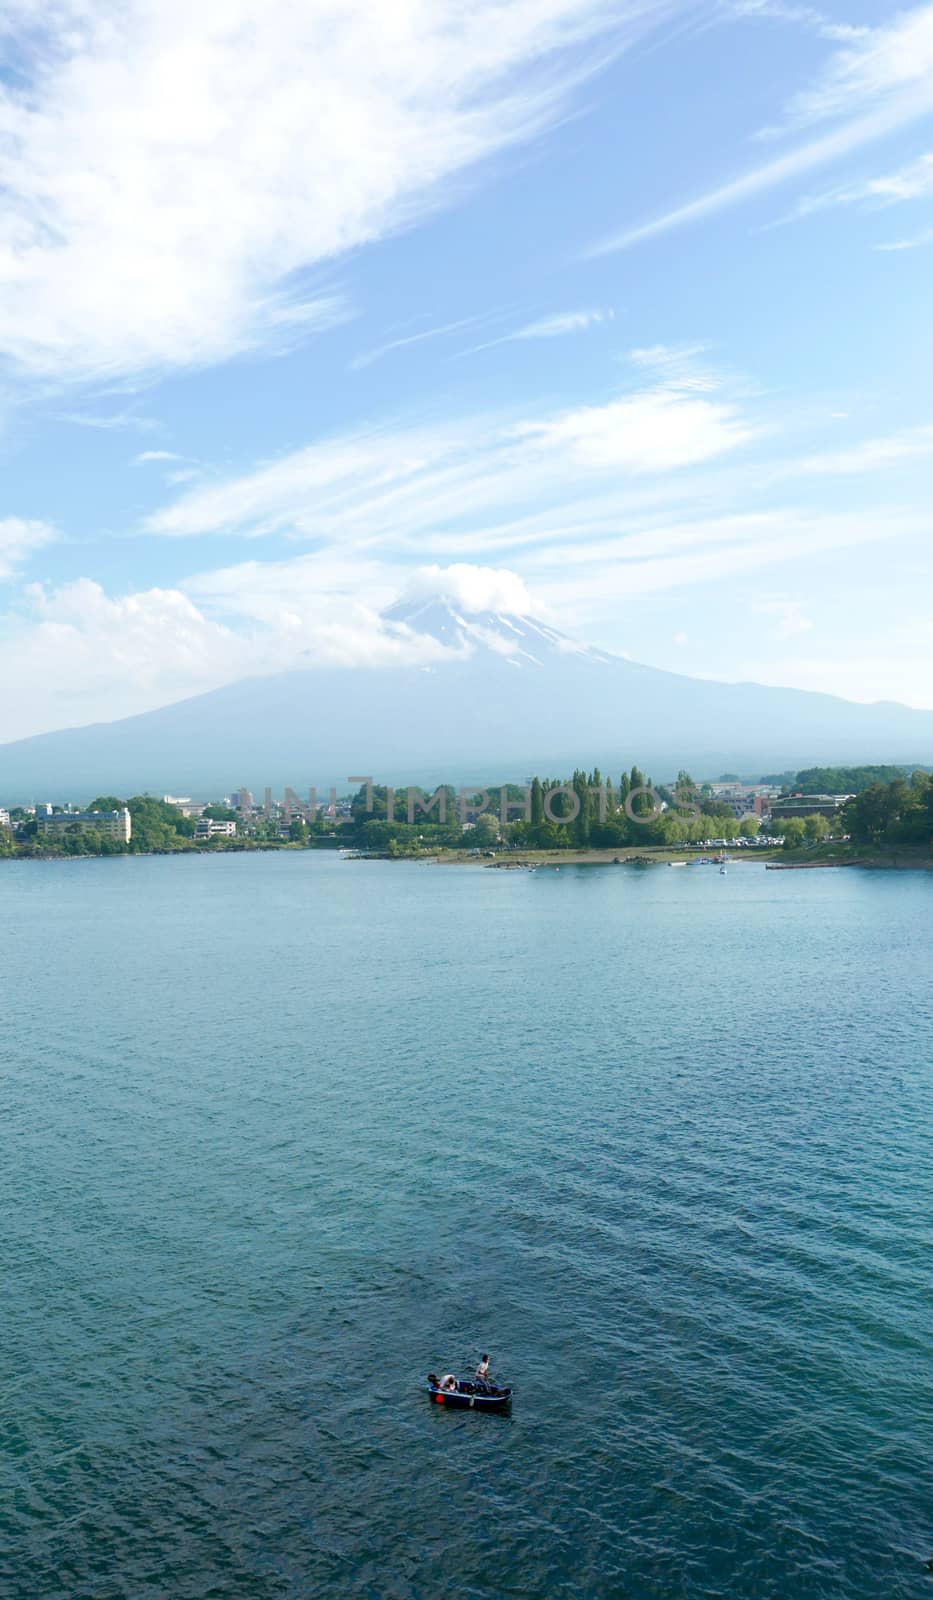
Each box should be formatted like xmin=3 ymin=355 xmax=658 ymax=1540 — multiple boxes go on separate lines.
xmin=380 ymin=595 xmax=616 ymax=668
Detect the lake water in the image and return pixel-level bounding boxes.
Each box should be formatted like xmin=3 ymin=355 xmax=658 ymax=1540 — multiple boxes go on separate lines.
xmin=2 ymin=852 xmax=931 ymax=1599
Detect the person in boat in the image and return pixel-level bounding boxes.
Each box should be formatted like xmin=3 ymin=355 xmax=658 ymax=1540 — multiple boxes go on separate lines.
xmin=475 ymin=1354 xmax=491 ymax=1390
xmin=440 ymin=1373 xmax=458 ymax=1392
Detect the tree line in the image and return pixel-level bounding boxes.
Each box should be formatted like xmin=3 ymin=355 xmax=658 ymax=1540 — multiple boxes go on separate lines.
xmin=840 ymin=771 xmax=933 ymax=847
xmin=791 ymin=764 xmax=928 ymax=796
xmin=348 ymin=770 xmax=764 ymax=854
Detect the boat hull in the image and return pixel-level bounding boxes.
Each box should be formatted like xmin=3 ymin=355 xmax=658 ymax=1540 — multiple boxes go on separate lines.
xmin=427 ymin=1381 xmax=512 ymax=1413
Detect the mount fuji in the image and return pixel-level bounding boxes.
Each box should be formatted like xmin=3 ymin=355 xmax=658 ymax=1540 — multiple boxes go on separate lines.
xmin=2 ymin=593 xmax=933 ymax=800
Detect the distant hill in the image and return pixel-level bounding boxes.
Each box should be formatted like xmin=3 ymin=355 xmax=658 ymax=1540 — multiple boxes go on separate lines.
xmin=2 ymin=595 xmax=932 ymax=802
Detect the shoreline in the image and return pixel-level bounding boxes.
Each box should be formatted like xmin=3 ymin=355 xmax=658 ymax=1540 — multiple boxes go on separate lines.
xmin=4 ymin=844 xmax=932 ymax=872
xmin=430 ymin=845 xmax=933 ymax=872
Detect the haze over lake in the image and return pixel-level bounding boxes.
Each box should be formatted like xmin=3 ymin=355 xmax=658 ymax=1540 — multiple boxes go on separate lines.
xmin=3 ymin=853 xmax=931 ymax=1600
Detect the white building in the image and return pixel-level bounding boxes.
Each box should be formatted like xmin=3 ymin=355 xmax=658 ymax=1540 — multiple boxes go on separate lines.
xmin=0 ymin=808 xmax=10 ymax=829
xmin=38 ymin=808 xmax=132 ymax=842
xmin=164 ymin=795 xmax=208 ymax=818
xmin=195 ymin=818 xmax=236 ymax=839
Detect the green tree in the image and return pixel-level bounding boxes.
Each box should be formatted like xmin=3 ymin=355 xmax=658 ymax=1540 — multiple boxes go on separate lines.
xmin=781 ymin=818 xmax=807 ymax=850
xmin=530 ymin=777 xmax=544 ymax=827
xmin=739 ymin=815 xmax=760 ymax=837
xmin=803 ymin=813 xmax=830 ymax=843
xmin=126 ymin=796 xmax=193 ymax=851
xmin=571 ymin=769 xmax=591 ymax=847
xmin=628 ymin=765 xmax=652 ymax=817
xmin=796 ymin=765 xmax=916 ymax=796
xmin=472 ymin=813 xmax=500 ymax=847
xmin=842 ymin=783 xmax=903 ymax=844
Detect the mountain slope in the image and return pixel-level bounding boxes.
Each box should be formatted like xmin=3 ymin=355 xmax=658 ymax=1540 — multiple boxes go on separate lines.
xmin=2 ymin=599 xmax=932 ymax=800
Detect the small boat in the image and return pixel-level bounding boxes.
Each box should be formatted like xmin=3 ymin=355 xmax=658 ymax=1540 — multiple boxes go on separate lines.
xmin=427 ymin=1374 xmax=512 ymax=1412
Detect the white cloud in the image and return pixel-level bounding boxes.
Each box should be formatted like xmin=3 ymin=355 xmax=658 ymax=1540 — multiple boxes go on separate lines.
xmin=593 ymin=5 xmax=933 ymax=252
xmin=133 ymin=450 xmax=184 ymax=465
xmin=0 ymin=517 xmax=55 ymax=580
xmin=0 ymin=0 xmax=662 ymax=383
xmin=0 ymin=579 xmax=260 ymax=739
xmin=402 ymin=563 xmax=537 ymax=614
xmin=516 ymin=387 xmax=756 ymax=469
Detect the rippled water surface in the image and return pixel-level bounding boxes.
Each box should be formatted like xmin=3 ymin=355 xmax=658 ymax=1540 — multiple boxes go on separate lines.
xmin=2 ymin=853 xmax=931 ymax=1599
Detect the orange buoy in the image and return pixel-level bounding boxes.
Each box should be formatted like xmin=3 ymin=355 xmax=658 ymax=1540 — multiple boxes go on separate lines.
xmin=435 ymin=1392 xmax=444 ymax=1403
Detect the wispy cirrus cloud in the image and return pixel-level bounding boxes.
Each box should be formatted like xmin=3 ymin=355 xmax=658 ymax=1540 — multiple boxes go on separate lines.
xmin=524 ymin=506 xmax=931 ymax=609
xmin=592 ymin=4 xmax=933 ymax=253
xmin=456 ymin=307 xmax=611 ymax=356
xmin=722 ymin=1 xmax=868 ymax=45
xmin=144 ymin=374 xmax=759 ymax=544
xmin=349 ymin=315 xmax=493 ymax=371
xmin=780 ymin=5 xmax=933 ymax=129
xmin=798 ymin=422 xmax=933 ymax=472
xmin=513 ymin=309 xmax=612 ymax=339
xmin=822 ymin=150 xmax=933 ymax=206
xmin=780 ymin=150 xmax=933 ymax=222
xmin=0 ymin=0 xmax=670 ymax=386
xmin=51 ymin=408 xmax=158 ymax=432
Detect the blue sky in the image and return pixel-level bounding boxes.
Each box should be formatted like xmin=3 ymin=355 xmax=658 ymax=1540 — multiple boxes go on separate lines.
xmin=2 ymin=0 xmax=933 ymax=740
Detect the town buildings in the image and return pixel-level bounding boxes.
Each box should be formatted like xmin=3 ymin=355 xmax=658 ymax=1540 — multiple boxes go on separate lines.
xmin=708 ymin=783 xmax=781 ymax=818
